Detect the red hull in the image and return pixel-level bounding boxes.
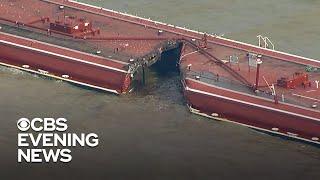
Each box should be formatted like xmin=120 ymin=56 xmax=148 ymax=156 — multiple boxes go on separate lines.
xmin=183 ymin=78 xmax=320 ymax=144
xmin=0 ymin=34 xmax=131 ymax=94
xmin=0 ymin=0 xmax=319 ymax=145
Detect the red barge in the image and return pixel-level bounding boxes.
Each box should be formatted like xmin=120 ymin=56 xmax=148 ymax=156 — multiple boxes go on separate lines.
xmin=0 ymin=0 xmax=319 ymax=145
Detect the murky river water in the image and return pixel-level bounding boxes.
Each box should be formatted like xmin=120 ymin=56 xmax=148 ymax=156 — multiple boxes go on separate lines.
xmin=0 ymin=0 xmax=319 ymax=179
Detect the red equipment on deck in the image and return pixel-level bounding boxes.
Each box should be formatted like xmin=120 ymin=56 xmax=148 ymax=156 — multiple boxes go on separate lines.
xmin=49 ymin=16 xmax=99 ymax=36
xmin=277 ymin=72 xmax=311 ymax=89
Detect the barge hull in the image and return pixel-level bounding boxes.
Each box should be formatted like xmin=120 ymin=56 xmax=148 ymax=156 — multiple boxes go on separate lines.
xmin=0 ymin=0 xmax=318 ymax=145
xmin=0 ymin=35 xmax=131 ymax=94
xmin=183 ymin=78 xmax=320 ymax=144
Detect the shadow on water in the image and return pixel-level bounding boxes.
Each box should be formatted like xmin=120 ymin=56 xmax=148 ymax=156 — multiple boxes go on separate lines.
xmin=151 ymin=42 xmax=183 ymax=74
xmin=254 ymin=129 xmax=320 ymax=148
xmin=132 ymin=42 xmax=185 ymax=105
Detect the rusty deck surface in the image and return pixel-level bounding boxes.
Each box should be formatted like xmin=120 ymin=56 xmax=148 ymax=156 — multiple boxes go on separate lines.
xmin=0 ymin=0 xmax=319 ymax=112
xmin=0 ymin=0 xmax=179 ymax=65
xmin=181 ymin=41 xmax=320 ymax=112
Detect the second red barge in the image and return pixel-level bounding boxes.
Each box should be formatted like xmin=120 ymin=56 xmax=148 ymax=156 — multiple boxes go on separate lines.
xmin=0 ymin=0 xmax=319 ymax=145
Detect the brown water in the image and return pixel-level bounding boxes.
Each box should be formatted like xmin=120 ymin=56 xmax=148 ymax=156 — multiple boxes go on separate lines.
xmin=0 ymin=0 xmax=319 ymax=179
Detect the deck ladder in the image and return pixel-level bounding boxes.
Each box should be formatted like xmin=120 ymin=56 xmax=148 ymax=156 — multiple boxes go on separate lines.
xmin=257 ymin=35 xmax=275 ymax=50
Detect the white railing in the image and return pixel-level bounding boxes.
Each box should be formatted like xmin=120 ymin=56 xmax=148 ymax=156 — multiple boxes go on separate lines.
xmin=257 ymin=35 xmax=275 ymax=50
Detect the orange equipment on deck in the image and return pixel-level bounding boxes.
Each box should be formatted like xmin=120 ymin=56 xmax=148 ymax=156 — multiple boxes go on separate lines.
xmin=277 ymin=72 xmax=311 ymax=89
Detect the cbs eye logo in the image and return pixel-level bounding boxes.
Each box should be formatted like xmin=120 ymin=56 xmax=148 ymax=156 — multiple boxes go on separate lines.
xmin=16 ymin=118 xmax=68 ymax=132
xmin=17 ymin=118 xmax=30 ymax=131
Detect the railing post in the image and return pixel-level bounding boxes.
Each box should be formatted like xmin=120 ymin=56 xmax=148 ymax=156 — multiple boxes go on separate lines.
xmin=255 ymin=58 xmax=263 ymax=91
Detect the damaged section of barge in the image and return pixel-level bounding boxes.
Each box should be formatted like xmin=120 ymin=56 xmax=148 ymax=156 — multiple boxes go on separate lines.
xmin=0 ymin=0 xmax=181 ymax=94
xmin=0 ymin=0 xmax=319 ymax=145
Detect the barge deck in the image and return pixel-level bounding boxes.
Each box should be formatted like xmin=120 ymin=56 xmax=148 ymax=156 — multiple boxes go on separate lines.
xmin=0 ymin=0 xmax=319 ymax=145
